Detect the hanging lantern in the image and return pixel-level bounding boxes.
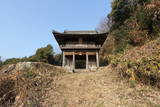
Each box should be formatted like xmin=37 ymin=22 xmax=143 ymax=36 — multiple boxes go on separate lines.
xmin=79 ymin=52 xmax=82 ymax=56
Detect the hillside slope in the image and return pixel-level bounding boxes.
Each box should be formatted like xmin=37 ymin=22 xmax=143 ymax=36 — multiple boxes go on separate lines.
xmin=109 ymin=37 xmax=160 ymax=88
xmin=0 ymin=38 xmax=160 ymax=107
xmin=101 ymin=0 xmax=160 ymax=54
xmin=42 ymin=66 xmax=160 ymax=107
xmin=0 ymin=62 xmax=66 ymax=107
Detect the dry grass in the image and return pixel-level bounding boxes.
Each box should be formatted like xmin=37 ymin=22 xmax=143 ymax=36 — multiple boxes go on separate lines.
xmin=0 ymin=37 xmax=160 ymax=107
xmin=42 ymin=66 xmax=160 ymax=107
xmin=0 ymin=62 xmax=66 ymax=107
xmin=109 ymin=37 xmax=160 ymax=88
xmin=0 ymin=62 xmax=160 ymax=106
xmin=119 ymin=38 xmax=160 ymax=62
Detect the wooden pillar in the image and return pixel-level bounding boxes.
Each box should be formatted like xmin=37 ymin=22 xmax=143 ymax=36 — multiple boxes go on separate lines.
xmin=73 ymin=52 xmax=75 ymax=69
xmin=96 ymin=52 xmax=99 ymax=68
xmin=86 ymin=52 xmax=89 ymax=69
xmin=62 ymin=52 xmax=65 ymax=67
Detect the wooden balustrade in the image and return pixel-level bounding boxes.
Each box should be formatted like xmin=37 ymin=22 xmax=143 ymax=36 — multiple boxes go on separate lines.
xmin=60 ymin=44 xmax=101 ymax=49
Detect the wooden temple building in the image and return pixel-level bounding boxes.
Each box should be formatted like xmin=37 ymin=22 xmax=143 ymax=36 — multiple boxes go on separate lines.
xmin=53 ymin=30 xmax=107 ymax=71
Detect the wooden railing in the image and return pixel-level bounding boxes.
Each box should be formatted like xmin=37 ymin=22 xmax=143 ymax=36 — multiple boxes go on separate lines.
xmin=60 ymin=44 xmax=101 ymax=49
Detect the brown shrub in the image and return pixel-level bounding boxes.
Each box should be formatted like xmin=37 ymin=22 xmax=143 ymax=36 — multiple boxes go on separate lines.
xmin=0 ymin=62 xmax=66 ymax=107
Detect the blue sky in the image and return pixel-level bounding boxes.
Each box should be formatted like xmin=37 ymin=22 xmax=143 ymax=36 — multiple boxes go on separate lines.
xmin=0 ymin=0 xmax=111 ymax=59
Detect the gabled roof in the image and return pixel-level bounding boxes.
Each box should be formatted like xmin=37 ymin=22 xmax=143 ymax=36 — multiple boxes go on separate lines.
xmin=53 ymin=30 xmax=107 ymax=35
xmin=52 ymin=30 xmax=108 ymax=47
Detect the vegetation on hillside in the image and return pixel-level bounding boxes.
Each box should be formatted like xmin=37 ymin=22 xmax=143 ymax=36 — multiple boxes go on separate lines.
xmin=0 ymin=0 xmax=160 ymax=106
xmin=1 ymin=45 xmax=62 ymax=67
xmin=0 ymin=57 xmax=2 ymax=67
xmin=0 ymin=62 xmax=65 ymax=106
xmin=108 ymin=35 xmax=160 ymax=88
xmin=100 ymin=0 xmax=160 ymax=54
xmin=98 ymin=0 xmax=160 ymax=88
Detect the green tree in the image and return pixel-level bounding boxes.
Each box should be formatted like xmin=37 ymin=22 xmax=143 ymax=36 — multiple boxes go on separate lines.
xmin=136 ymin=8 xmax=153 ymax=31
xmin=2 ymin=44 xmax=56 ymax=66
xmin=29 ymin=44 xmax=55 ymax=64
xmin=110 ymin=0 xmax=132 ymax=29
xmin=3 ymin=58 xmax=21 ymax=65
xmin=137 ymin=0 xmax=150 ymax=5
xmin=0 ymin=56 xmax=2 ymax=67
xmin=54 ymin=54 xmax=62 ymax=66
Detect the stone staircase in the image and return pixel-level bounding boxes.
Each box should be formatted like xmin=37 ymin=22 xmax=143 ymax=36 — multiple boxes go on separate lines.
xmin=74 ymin=68 xmax=98 ymax=73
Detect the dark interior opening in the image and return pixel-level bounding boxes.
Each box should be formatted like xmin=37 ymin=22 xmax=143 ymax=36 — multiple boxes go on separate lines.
xmin=75 ymin=55 xmax=86 ymax=69
xmin=88 ymin=55 xmax=96 ymax=67
xmin=65 ymin=55 xmax=73 ymax=66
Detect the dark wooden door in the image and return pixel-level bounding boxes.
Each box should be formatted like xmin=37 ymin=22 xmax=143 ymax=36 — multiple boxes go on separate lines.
xmin=75 ymin=55 xmax=86 ymax=69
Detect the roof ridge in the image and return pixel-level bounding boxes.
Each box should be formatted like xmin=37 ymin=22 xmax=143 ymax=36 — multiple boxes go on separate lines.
xmin=53 ymin=30 xmax=108 ymax=35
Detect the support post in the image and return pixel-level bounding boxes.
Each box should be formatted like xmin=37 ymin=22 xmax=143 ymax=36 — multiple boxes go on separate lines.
xmin=96 ymin=52 xmax=99 ymax=68
xmin=62 ymin=52 xmax=65 ymax=67
xmin=73 ymin=52 xmax=75 ymax=69
xmin=86 ymin=52 xmax=89 ymax=69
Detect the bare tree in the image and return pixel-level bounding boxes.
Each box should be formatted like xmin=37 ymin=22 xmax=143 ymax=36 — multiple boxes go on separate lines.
xmin=96 ymin=16 xmax=113 ymax=33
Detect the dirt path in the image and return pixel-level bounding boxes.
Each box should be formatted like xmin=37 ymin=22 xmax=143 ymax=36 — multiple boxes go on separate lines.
xmin=42 ymin=66 xmax=160 ymax=107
